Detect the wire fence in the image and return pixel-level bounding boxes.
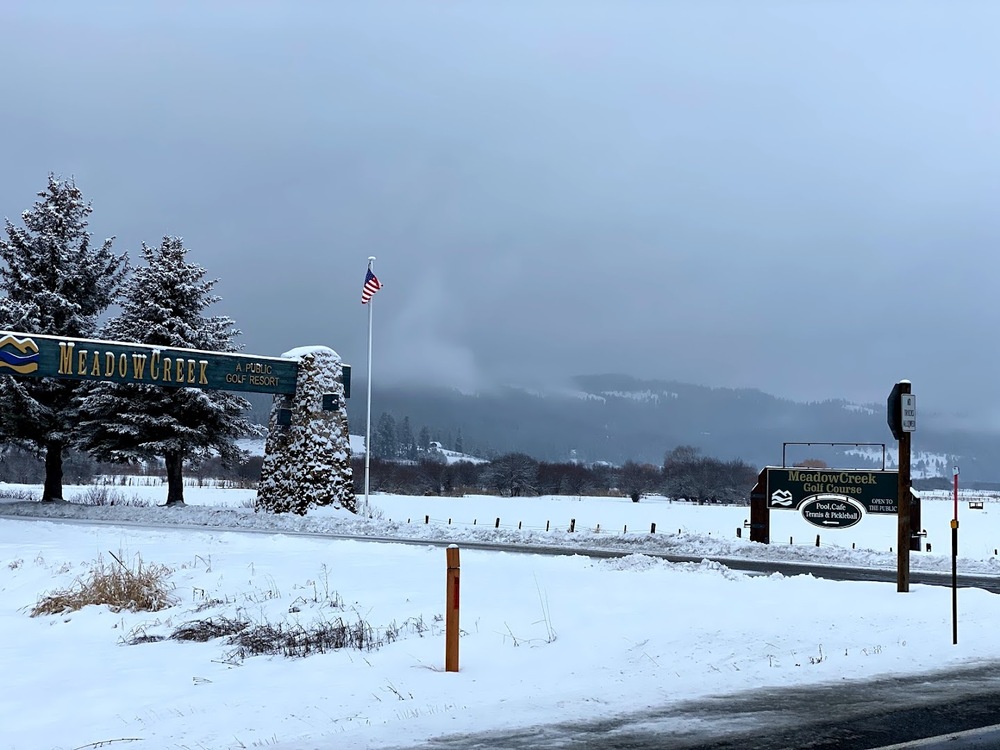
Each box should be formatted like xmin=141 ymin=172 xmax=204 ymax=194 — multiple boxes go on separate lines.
xmin=380 ymin=513 xmax=1000 ymax=556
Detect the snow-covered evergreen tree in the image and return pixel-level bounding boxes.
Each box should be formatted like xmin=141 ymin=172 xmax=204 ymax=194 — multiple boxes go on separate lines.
xmin=374 ymin=412 xmax=397 ymax=458
xmin=397 ymin=416 xmax=416 ymax=460
xmin=0 ymin=174 xmax=126 ymax=500
xmin=78 ymin=236 xmax=258 ymax=505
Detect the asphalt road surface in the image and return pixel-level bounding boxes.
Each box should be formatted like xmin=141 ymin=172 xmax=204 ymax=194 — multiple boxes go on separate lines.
xmin=397 ymin=662 xmax=1000 ymax=750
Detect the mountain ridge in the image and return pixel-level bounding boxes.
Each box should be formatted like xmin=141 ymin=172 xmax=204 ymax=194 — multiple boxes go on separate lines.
xmin=333 ymin=373 xmax=1000 ymax=482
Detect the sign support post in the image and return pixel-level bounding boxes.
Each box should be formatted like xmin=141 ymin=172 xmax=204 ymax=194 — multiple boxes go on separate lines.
xmin=887 ymin=380 xmax=914 ymax=593
xmin=897 ymin=401 xmax=911 ymax=593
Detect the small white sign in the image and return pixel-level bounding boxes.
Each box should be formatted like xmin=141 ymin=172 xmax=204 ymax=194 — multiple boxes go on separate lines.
xmin=901 ymin=394 xmax=916 ymax=432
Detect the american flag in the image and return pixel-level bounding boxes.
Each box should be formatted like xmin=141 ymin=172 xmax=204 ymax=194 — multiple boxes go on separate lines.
xmin=361 ymin=268 xmax=382 ymax=304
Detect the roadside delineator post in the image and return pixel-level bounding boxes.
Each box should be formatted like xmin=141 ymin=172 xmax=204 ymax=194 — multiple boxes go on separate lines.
xmin=446 ymin=545 xmax=460 ymax=673
xmin=952 ymin=466 xmax=959 ymax=645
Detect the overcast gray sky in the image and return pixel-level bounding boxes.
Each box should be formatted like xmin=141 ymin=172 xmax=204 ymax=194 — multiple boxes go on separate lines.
xmin=2 ymin=1 xmax=998 ymax=424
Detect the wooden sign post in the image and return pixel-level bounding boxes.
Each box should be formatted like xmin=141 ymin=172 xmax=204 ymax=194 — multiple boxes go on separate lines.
xmin=887 ymin=380 xmax=915 ymax=593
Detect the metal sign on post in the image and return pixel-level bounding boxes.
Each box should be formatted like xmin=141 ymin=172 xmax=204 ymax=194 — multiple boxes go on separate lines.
xmin=901 ymin=394 xmax=916 ymax=432
xmin=887 ymin=382 xmax=905 ymax=440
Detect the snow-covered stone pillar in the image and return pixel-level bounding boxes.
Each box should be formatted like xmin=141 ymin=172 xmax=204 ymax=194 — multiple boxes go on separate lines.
xmin=256 ymin=346 xmax=355 ymax=514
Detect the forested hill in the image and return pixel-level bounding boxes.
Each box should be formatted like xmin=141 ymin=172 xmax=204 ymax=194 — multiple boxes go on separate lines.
xmin=327 ymin=374 xmax=1000 ymax=482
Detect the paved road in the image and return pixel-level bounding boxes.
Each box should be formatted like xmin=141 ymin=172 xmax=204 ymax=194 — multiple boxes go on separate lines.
xmin=393 ymin=662 xmax=1000 ymax=750
xmin=880 ymin=726 xmax=1000 ymax=749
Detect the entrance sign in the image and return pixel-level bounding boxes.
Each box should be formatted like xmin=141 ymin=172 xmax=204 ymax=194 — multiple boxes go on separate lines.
xmin=0 ymin=331 xmax=357 ymax=514
xmin=0 ymin=331 xmax=298 ymax=395
xmin=750 ymin=436 xmax=914 ymax=551
xmin=799 ymin=495 xmax=864 ymax=529
xmin=767 ymin=467 xmax=899 ymax=514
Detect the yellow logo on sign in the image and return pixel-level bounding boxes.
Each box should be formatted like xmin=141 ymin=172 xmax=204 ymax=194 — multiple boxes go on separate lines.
xmin=0 ymin=334 xmax=40 ymax=374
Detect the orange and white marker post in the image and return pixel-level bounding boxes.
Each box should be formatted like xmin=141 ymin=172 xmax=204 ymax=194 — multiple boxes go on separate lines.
xmin=952 ymin=466 xmax=959 ymax=645
xmin=445 ymin=545 xmax=460 ymax=672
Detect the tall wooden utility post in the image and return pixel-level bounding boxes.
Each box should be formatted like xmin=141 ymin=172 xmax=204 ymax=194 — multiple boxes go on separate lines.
xmin=887 ymin=380 xmax=915 ymax=593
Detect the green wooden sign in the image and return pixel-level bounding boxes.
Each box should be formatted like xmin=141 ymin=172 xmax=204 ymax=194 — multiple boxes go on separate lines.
xmin=766 ymin=467 xmax=898 ymax=514
xmin=0 ymin=331 xmax=298 ymax=395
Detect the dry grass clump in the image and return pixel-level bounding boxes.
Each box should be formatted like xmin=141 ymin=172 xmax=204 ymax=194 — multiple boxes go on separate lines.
xmin=145 ymin=613 xmax=431 ymax=660
xmin=0 ymin=488 xmax=38 ymax=501
xmin=30 ymin=551 xmax=176 ymax=617
xmin=170 ymin=616 xmax=250 ymax=643
xmin=230 ymin=617 xmax=380 ymax=659
xmin=71 ymin=486 xmax=150 ymax=507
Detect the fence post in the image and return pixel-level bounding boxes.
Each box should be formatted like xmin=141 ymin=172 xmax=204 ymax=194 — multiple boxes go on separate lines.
xmin=445 ymin=545 xmax=460 ymax=673
xmin=495 ymin=517 xmax=500 ymax=529
xmin=425 ymin=515 xmax=429 ymax=525
xmin=651 ymin=523 xmax=656 ymax=534
xmin=569 ymin=518 xmax=576 ymax=533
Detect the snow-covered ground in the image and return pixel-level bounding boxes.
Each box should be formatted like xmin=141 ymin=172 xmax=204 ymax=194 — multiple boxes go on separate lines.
xmin=2 ymin=486 xmax=999 ymax=749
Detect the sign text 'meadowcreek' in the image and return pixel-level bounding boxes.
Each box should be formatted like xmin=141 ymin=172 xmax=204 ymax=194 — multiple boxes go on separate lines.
xmin=0 ymin=331 xmax=298 ymax=395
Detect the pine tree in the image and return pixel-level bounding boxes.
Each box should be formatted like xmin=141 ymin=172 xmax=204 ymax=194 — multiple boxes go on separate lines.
xmin=77 ymin=236 xmax=257 ymax=505
xmin=418 ymin=425 xmax=431 ymax=453
xmin=374 ymin=412 xmax=397 ymax=458
xmin=398 ymin=416 xmax=416 ymax=460
xmin=454 ymin=428 xmax=463 ymax=454
xmin=0 ymin=175 xmax=126 ymax=500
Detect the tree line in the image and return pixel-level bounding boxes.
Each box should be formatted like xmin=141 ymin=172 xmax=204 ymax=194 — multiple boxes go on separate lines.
xmin=352 ymin=445 xmax=759 ymax=503
xmin=369 ymin=412 xmax=464 ymax=460
xmin=0 ymin=175 xmax=256 ymax=504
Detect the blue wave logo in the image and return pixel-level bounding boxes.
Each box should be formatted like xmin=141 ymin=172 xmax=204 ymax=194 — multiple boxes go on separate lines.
xmin=770 ymin=489 xmax=794 ymax=507
xmin=0 ymin=334 xmax=40 ymax=374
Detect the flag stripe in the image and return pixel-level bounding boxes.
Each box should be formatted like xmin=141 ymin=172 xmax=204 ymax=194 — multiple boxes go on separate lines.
xmin=361 ymin=268 xmax=382 ymax=304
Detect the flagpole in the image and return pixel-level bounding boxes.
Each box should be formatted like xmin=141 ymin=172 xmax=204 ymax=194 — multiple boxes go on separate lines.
xmin=364 ymin=256 xmax=376 ymax=516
